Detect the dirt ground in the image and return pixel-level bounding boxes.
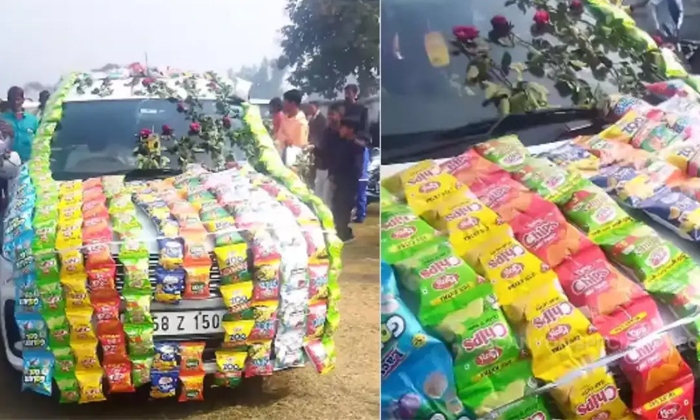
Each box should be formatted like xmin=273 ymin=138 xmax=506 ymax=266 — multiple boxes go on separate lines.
xmin=0 ymin=204 xmax=380 ymax=419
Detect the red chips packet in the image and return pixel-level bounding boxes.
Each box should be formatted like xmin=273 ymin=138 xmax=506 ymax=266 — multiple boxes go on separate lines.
xmin=97 ymin=320 xmax=129 ymax=364
xmin=632 ymin=373 xmax=695 ymax=420
xmin=85 ymin=243 xmax=116 ymax=270
xmin=105 ymin=360 xmax=135 ymax=393
xmin=91 ymin=290 xmax=121 ymax=324
xmin=183 ymin=265 xmax=211 ymax=300
xmin=440 ymin=148 xmax=511 ymax=186
xmin=87 ymin=265 xmax=116 ymax=292
xmin=510 ymin=200 xmax=594 ymax=268
xmin=471 ymin=178 xmax=559 ymax=223
xmin=556 ymin=247 xmax=647 ymax=318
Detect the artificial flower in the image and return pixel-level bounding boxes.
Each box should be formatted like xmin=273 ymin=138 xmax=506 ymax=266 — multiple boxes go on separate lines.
xmin=453 ymin=25 xmax=480 ymax=42
xmin=652 ymin=35 xmax=664 ymax=46
xmin=161 ymin=124 xmax=173 ymax=136
xmin=533 ymin=10 xmax=550 ymax=26
xmin=189 ymin=122 xmax=201 ymax=133
xmin=139 ymin=128 xmax=152 ymax=138
xmin=490 ymin=15 xmax=511 ymax=37
xmin=142 ymin=77 xmax=155 ymax=87
xmin=222 ymin=116 xmax=232 ymax=129
xmin=176 ymin=102 xmax=186 ymax=113
xmin=569 ymin=0 xmax=583 ymax=11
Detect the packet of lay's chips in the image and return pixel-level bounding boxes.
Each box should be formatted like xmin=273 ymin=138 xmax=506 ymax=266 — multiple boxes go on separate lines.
xmin=456 ymin=358 xmax=550 ymax=419
xmin=381 ymin=204 xmax=444 ymax=265
xmin=439 ymin=148 xmax=510 ymax=187
xmin=475 ymin=135 xmax=530 ymax=172
xmin=471 ymin=178 xmax=559 ymax=223
xmin=381 ymin=262 xmax=470 ymax=420
xmin=404 ymin=172 xmax=471 ymax=224
xmin=523 ymin=284 xmax=606 ymax=382
xmin=393 ymin=242 xmax=484 ymax=328
xmin=511 ymin=157 xmax=583 ymax=204
xmin=632 ymin=373 xmax=695 ymax=420
xmin=550 ymin=367 xmax=633 ymax=420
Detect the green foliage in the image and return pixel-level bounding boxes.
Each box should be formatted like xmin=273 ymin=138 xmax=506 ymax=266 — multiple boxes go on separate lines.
xmin=279 ymin=0 xmax=379 ymax=98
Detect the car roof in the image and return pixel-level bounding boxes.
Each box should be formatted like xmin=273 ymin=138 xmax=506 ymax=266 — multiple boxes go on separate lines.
xmin=61 ymin=66 xmax=253 ymax=103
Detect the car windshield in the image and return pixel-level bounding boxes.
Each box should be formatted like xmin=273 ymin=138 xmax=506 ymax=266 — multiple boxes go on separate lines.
xmin=49 ymin=98 xmax=247 ymax=180
xmin=381 ymin=0 xmax=640 ymax=138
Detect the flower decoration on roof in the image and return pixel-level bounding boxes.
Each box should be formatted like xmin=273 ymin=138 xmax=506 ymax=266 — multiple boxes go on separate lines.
xmin=134 ymin=128 xmax=169 ymax=169
xmin=451 ymin=0 xmax=668 ymax=116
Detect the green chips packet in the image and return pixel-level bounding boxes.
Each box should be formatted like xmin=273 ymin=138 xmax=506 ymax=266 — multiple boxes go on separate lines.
xmin=511 ymin=157 xmax=583 ymax=204
xmin=124 ymin=322 xmax=155 ymax=358
xmin=474 ymin=135 xmax=530 ymax=172
xmin=561 ymin=182 xmax=634 ymax=239
xmin=55 ymin=372 xmax=80 ymax=403
xmin=381 ymin=204 xmax=444 ymax=265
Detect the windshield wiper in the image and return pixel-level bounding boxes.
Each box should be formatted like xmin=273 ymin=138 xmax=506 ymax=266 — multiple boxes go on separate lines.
xmin=101 ymin=167 xmax=183 ymax=181
xmin=382 ymin=107 xmax=601 ymax=165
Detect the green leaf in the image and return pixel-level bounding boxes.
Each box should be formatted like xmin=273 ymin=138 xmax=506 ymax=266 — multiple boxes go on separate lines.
xmin=498 ymin=98 xmax=511 ymax=115
xmin=509 ymin=92 xmax=529 ymax=113
xmin=484 ymin=81 xmax=501 ymax=100
xmin=569 ymin=60 xmax=586 ymax=70
xmin=501 ymin=52 xmax=513 ymax=75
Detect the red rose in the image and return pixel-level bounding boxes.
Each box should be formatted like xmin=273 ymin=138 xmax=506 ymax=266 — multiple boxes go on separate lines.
xmin=222 ymin=116 xmax=232 ymax=128
xmin=189 ymin=122 xmax=201 ymax=133
xmin=142 ymin=78 xmax=155 ymax=87
xmin=569 ymin=0 xmax=583 ymax=11
xmin=139 ymin=128 xmax=152 ymax=138
xmin=652 ymin=35 xmax=664 ymax=46
xmin=533 ymin=10 xmax=550 ymax=26
xmin=176 ymin=102 xmax=186 ymax=113
xmin=490 ymin=15 xmax=511 ymax=37
xmin=161 ymin=125 xmax=173 ymax=136
xmin=453 ymin=25 xmax=480 ymax=42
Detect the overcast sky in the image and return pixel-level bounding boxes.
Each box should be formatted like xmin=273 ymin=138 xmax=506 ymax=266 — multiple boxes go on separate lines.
xmin=0 ymin=0 xmax=289 ymax=94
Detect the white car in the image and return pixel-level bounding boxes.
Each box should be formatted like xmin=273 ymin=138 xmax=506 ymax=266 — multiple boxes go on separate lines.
xmin=0 ymin=72 xmax=254 ymax=373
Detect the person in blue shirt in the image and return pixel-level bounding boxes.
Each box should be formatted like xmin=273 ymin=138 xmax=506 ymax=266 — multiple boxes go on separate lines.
xmin=1 ymin=87 xmax=39 ymax=163
xmin=343 ymin=84 xmax=370 ymax=223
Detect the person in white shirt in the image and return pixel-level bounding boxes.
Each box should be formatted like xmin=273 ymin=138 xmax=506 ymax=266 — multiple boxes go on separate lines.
xmin=632 ymin=0 xmax=684 ymax=41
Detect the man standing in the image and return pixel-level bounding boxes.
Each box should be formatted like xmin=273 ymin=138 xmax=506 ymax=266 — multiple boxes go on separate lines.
xmin=331 ymin=117 xmax=367 ymax=243
xmin=269 ymin=97 xmax=284 ymax=138
xmin=1 ymin=87 xmax=38 ymax=163
xmin=314 ymin=102 xmax=344 ymax=206
xmin=276 ymin=89 xmax=309 ymax=167
xmin=343 ymin=84 xmax=370 ymax=223
xmin=304 ymin=101 xmax=327 ymax=191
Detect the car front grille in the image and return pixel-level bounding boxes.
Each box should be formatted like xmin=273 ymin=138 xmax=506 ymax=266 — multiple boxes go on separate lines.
xmin=113 ymin=252 xmax=223 ymax=298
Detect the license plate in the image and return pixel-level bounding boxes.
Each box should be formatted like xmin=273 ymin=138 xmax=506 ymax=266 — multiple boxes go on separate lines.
xmin=152 ymin=309 xmax=227 ymax=336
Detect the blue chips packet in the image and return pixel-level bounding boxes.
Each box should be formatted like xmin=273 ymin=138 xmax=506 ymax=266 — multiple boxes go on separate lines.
xmin=154 ymin=267 xmax=185 ymax=303
xmin=150 ymin=369 xmax=179 ymax=399
xmin=16 ymin=274 xmax=41 ymax=313
xmin=154 ymin=342 xmax=179 ymax=371
xmin=590 ymin=165 xmax=665 ymax=208
xmin=157 ymin=238 xmax=184 ymax=270
xmin=22 ymin=350 xmax=54 ymax=396
xmin=381 ymin=262 xmax=472 ymax=420
xmin=639 ymin=188 xmax=700 ymax=241
xmin=16 ymin=312 xmax=49 ymax=351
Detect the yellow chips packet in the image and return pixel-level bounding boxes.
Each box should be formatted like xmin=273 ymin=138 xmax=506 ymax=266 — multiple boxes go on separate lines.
xmin=76 ymin=368 xmax=106 ymax=404
xmin=478 ymin=237 xmax=557 ymax=323
xmin=61 ymin=274 xmax=91 ymax=309
xmin=55 ymin=223 xmax=82 ymax=250
xmin=71 ymin=338 xmax=100 ymax=371
xmin=524 ymin=286 xmax=606 ymax=382
xmin=597 ymin=109 xmax=649 ymax=144
xmin=66 ymin=307 xmax=96 ymax=341
xmin=220 ymin=282 xmax=254 ymax=314
xmin=222 ymin=320 xmax=255 ymax=348
xmin=404 ymin=173 xmax=470 ymax=224
xmin=550 ymin=367 xmax=633 ymax=420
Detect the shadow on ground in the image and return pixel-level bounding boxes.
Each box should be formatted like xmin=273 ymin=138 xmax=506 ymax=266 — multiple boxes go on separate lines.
xmin=0 ymin=204 xmax=380 ymax=420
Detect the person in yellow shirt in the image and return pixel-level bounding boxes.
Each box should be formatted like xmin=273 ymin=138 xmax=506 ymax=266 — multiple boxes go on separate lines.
xmin=276 ymin=89 xmax=309 ymax=167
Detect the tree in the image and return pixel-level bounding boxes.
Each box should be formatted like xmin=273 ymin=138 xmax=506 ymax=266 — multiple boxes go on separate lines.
xmin=279 ymin=0 xmax=379 ymax=98
xmin=230 ymin=58 xmax=287 ymax=99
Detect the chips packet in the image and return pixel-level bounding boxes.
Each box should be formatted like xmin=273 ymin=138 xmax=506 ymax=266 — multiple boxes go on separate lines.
xmin=595 ymin=222 xmax=688 ymax=285
xmin=154 ymin=267 xmax=185 ymax=304
xmin=511 ymin=157 xmax=583 ymax=204
xmin=124 ymin=322 xmax=155 ymax=357
xmin=214 ymin=350 xmax=247 ymax=388
xmin=150 ymin=369 xmax=178 ymax=398
xmin=52 ymin=345 xmax=75 ymax=375
xmin=590 ymin=165 xmax=663 ymax=208
xmin=523 ymin=285 xmax=606 ymax=382
xmin=381 ymin=204 xmax=445 ymax=264
xmin=538 ymin=143 xmax=600 ymax=175
xmin=393 ymin=242 xmax=484 ymax=328
xmin=440 ymin=148 xmax=511 ymax=187
xmin=66 ymin=306 xmax=95 ymax=341
xmin=245 ymin=340 xmax=273 ymax=377
xmin=475 ymin=135 xmax=530 ymax=172
xmin=550 ymin=367 xmax=633 ymax=420
xmin=131 ymin=355 xmax=153 ymax=388
xmin=214 ymin=243 xmax=250 ymax=284
xmin=510 ymin=199 xmax=594 ymax=268
xmin=471 ymin=178 xmax=559 ymax=223
xmin=632 ymin=373 xmax=695 ymax=420
xmin=22 ymin=350 xmax=54 ymax=396
xmin=105 ymin=361 xmax=136 ymax=393
xmin=179 ymin=372 xmax=205 ymax=402
xmin=404 ymin=173 xmax=471 ymax=223
xmin=123 ymin=291 xmax=153 ymax=324
xmin=97 ymin=320 xmax=129 ymax=363
xmin=562 ymin=182 xmax=634 ymax=239
xmin=180 ymin=342 xmax=205 ymax=374
xmin=76 ymin=368 xmax=107 ymax=404
xmin=220 ymin=282 xmax=254 ymax=314
xmin=55 ymin=372 xmax=80 ymax=403
xmin=639 ymin=188 xmax=700 ymax=241
xmin=555 ymin=247 xmax=647 ymax=318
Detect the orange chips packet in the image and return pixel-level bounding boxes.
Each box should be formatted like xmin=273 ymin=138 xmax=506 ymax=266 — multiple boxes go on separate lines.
xmin=478 ymin=237 xmax=557 ymax=323
xmin=510 ymin=199 xmax=594 ymax=268
xmin=555 ymin=247 xmax=647 ymax=318
xmin=550 ymin=367 xmax=634 ymax=420
xmin=523 ymin=285 xmax=606 ymax=382
xmin=439 ymin=148 xmax=511 ymax=187
xmin=471 ymin=177 xmax=559 ymax=223
xmin=632 ymin=373 xmax=695 ymax=420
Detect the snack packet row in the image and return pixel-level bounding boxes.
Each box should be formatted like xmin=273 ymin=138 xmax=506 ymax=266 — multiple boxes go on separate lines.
xmin=241 ymin=108 xmax=341 ymax=347
xmin=474 ymin=138 xmax=700 ymax=419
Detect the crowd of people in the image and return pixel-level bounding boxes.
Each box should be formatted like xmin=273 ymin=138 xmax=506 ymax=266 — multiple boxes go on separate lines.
xmin=270 ymin=84 xmax=372 ymax=243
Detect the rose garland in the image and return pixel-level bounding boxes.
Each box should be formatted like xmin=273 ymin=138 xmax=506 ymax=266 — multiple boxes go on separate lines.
xmin=451 ymin=0 xmax=671 ymax=115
